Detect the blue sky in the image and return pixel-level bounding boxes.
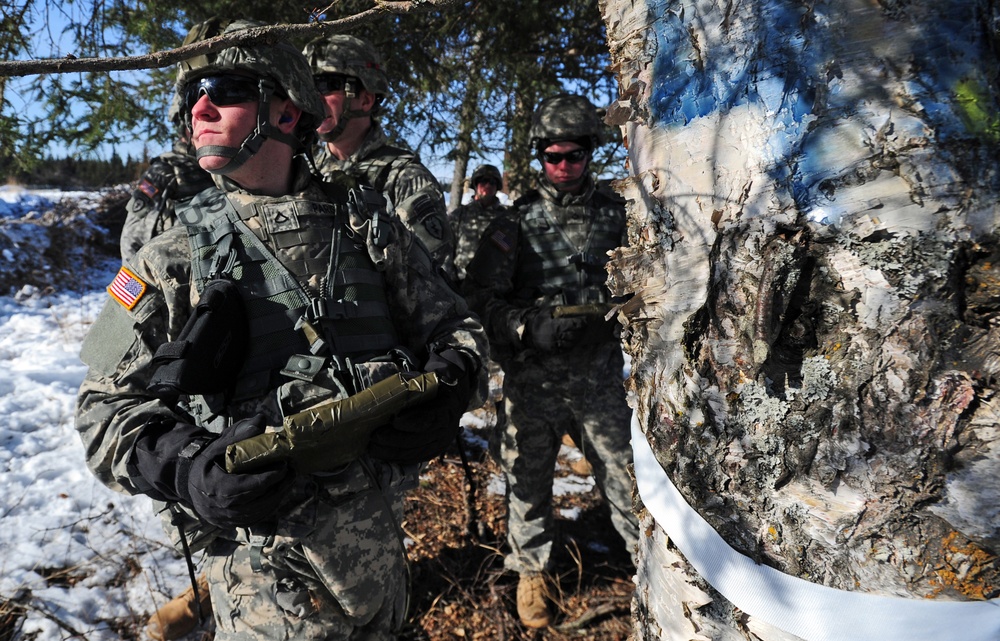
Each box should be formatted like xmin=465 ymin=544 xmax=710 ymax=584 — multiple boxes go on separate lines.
xmin=7 ymin=5 xmax=169 ymax=164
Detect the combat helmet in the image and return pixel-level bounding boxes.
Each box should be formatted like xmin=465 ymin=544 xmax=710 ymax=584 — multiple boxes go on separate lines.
xmin=529 ymin=93 xmax=604 ymax=153
xmin=175 ymin=18 xmax=326 ymax=175
xmin=302 ymin=33 xmax=388 ymax=144
xmin=469 ymin=164 xmax=502 ymax=188
xmin=303 ymin=34 xmax=390 ymax=98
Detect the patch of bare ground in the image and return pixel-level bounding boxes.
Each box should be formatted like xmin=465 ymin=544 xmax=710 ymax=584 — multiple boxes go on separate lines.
xmin=0 ymin=188 xmax=127 ymax=294
xmin=399 ymin=421 xmax=635 ymax=641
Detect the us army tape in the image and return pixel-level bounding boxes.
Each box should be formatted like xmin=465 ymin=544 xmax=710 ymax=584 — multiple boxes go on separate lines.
xmin=631 ymin=412 xmax=1000 ymax=641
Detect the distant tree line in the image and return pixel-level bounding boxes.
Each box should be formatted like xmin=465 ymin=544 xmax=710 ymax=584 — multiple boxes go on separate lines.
xmin=4 ymin=152 xmax=147 ymax=189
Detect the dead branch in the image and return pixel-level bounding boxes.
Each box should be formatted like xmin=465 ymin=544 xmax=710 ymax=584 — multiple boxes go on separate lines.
xmin=13 ymin=596 xmax=87 ymax=638
xmin=552 ymin=599 xmax=629 ymax=632
xmin=0 ymin=0 xmax=461 ymax=78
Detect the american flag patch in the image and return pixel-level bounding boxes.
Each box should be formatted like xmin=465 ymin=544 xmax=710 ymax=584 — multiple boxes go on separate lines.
xmin=490 ymin=229 xmax=512 ymax=253
xmin=138 ymin=179 xmax=159 ymax=199
xmin=108 ymin=266 xmax=147 ymax=310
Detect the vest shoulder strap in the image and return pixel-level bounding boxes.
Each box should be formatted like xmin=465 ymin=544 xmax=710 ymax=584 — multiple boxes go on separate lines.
xmin=360 ymin=146 xmax=416 ymax=193
xmin=593 ymin=181 xmax=626 ymax=206
xmin=511 ymin=189 xmax=541 ymax=210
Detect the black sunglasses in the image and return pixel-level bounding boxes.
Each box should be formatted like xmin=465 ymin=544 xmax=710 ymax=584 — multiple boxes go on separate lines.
xmin=540 ymin=149 xmax=589 ymax=165
xmin=183 ymin=75 xmax=261 ymax=112
xmin=314 ymin=73 xmax=354 ymax=94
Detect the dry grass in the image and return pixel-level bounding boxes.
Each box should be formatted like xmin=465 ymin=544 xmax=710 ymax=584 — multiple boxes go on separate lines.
xmin=399 ymin=426 xmax=635 ymax=641
xmin=0 ymin=597 xmax=26 ymax=641
xmin=0 ymin=189 xmax=127 ymax=294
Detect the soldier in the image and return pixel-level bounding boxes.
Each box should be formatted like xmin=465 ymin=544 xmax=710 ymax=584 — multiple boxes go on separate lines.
xmin=464 ymin=93 xmax=638 ymax=629
xmin=302 ymin=34 xmax=456 ymax=279
xmin=75 ymin=18 xmax=488 ymax=641
xmin=450 ymin=163 xmax=508 ymax=285
xmin=119 ymin=73 xmax=220 ymax=641
xmin=450 ymin=164 xmax=510 ymax=437
xmin=119 ymin=96 xmax=213 ymax=264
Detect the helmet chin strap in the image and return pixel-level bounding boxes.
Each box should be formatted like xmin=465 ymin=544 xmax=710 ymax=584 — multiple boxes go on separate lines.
xmin=196 ymin=79 xmax=302 ymax=175
xmin=317 ymin=91 xmax=372 ymax=144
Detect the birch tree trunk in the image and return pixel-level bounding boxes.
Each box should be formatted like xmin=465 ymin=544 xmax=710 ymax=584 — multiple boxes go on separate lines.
xmin=599 ymin=0 xmax=1000 ymax=638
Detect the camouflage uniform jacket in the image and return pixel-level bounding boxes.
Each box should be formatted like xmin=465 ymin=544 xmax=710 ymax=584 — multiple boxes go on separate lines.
xmin=119 ymin=141 xmax=213 ymax=263
xmin=464 ymin=173 xmax=626 ymax=362
xmin=449 ymin=196 xmax=509 ymax=282
xmin=76 ymin=159 xmax=488 ymax=498
xmin=313 ymin=123 xmax=455 ymax=278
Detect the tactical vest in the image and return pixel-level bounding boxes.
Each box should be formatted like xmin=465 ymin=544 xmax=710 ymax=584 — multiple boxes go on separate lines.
xmin=333 ymin=145 xmax=452 ymax=262
xmin=513 ymin=190 xmax=625 ymax=306
xmin=453 ymin=200 xmax=506 ymax=279
xmin=177 ymin=186 xmax=399 ymax=403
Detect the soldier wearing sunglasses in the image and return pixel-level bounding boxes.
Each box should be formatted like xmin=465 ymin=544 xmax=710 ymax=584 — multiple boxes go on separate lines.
xmin=302 ymin=34 xmax=456 ymax=280
xmin=463 ymin=93 xmax=639 ymax=629
xmin=76 ymin=18 xmax=488 ymax=641
xmin=119 ymin=93 xmax=214 ymax=265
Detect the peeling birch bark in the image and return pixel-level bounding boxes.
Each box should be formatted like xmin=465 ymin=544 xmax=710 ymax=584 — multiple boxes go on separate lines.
xmin=600 ymin=0 xmax=1000 ymax=638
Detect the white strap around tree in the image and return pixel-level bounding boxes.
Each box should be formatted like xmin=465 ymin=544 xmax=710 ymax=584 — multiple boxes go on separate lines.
xmin=631 ymin=412 xmax=1000 ymax=641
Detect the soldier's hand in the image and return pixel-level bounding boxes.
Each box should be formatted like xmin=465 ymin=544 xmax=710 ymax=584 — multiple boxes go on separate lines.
xmin=523 ymin=308 xmax=589 ymax=352
xmin=186 ymin=416 xmax=293 ymax=529
xmin=367 ymin=349 xmax=474 ymax=464
xmin=133 ymin=416 xmax=292 ymax=529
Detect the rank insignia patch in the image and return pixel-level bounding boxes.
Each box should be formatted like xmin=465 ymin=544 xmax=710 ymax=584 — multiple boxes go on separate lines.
xmin=108 ymin=266 xmax=147 ymax=310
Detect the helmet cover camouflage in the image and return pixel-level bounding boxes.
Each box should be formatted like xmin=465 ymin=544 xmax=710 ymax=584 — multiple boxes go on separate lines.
xmin=167 ymin=91 xmax=183 ymax=126
xmin=470 ymin=164 xmax=502 ymax=187
xmin=174 ymin=18 xmax=326 ymax=124
xmin=302 ymin=34 xmax=390 ymax=98
xmin=529 ymin=93 xmax=604 ymax=151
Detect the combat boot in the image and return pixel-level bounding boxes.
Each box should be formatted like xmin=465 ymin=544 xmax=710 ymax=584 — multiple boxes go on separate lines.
xmin=568 ymin=456 xmax=593 ymax=477
xmin=146 ymin=574 xmax=212 ymax=641
xmin=561 ymin=434 xmax=593 ymax=476
xmin=516 ymin=572 xmax=551 ymax=628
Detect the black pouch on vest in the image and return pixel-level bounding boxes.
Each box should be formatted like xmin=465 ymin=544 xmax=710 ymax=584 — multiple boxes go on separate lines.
xmin=147 ymin=277 xmax=248 ymax=399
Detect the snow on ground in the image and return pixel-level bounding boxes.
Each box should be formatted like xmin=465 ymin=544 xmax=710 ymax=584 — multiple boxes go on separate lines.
xmin=0 ymin=264 xmax=189 ymax=641
xmin=0 ymin=185 xmax=104 ymax=219
xmin=0 ymin=188 xmax=597 ymax=640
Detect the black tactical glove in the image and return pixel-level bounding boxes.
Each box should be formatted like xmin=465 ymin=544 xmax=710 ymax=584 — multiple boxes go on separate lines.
xmin=367 ymin=349 xmax=475 ymax=464
xmin=133 ymin=416 xmax=292 ymax=529
xmin=522 ymin=308 xmax=590 ymax=352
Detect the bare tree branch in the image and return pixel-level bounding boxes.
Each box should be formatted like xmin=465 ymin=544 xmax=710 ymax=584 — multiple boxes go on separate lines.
xmin=0 ymin=0 xmax=460 ymax=78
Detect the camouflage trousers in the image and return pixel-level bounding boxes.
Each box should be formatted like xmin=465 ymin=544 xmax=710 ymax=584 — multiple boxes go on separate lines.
xmin=204 ymin=459 xmax=411 ymax=640
xmin=497 ymin=342 xmax=638 ymax=574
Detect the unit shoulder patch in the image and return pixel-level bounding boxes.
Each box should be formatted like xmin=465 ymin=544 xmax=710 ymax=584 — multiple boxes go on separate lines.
xmin=108 ymin=266 xmax=147 ymax=310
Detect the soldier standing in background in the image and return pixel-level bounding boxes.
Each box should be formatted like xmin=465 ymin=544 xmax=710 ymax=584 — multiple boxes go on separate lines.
xmin=451 ymin=163 xmax=510 ymax=437
xmin=302 ymin=34 xmax=456 ymax=279
xmin=76 ymin=18 xmax=487 ymax=641
xmin=464 ymin=93 xmax=638 ymax=629
xmin=450 ymin=163 xmax=508 ymax=285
